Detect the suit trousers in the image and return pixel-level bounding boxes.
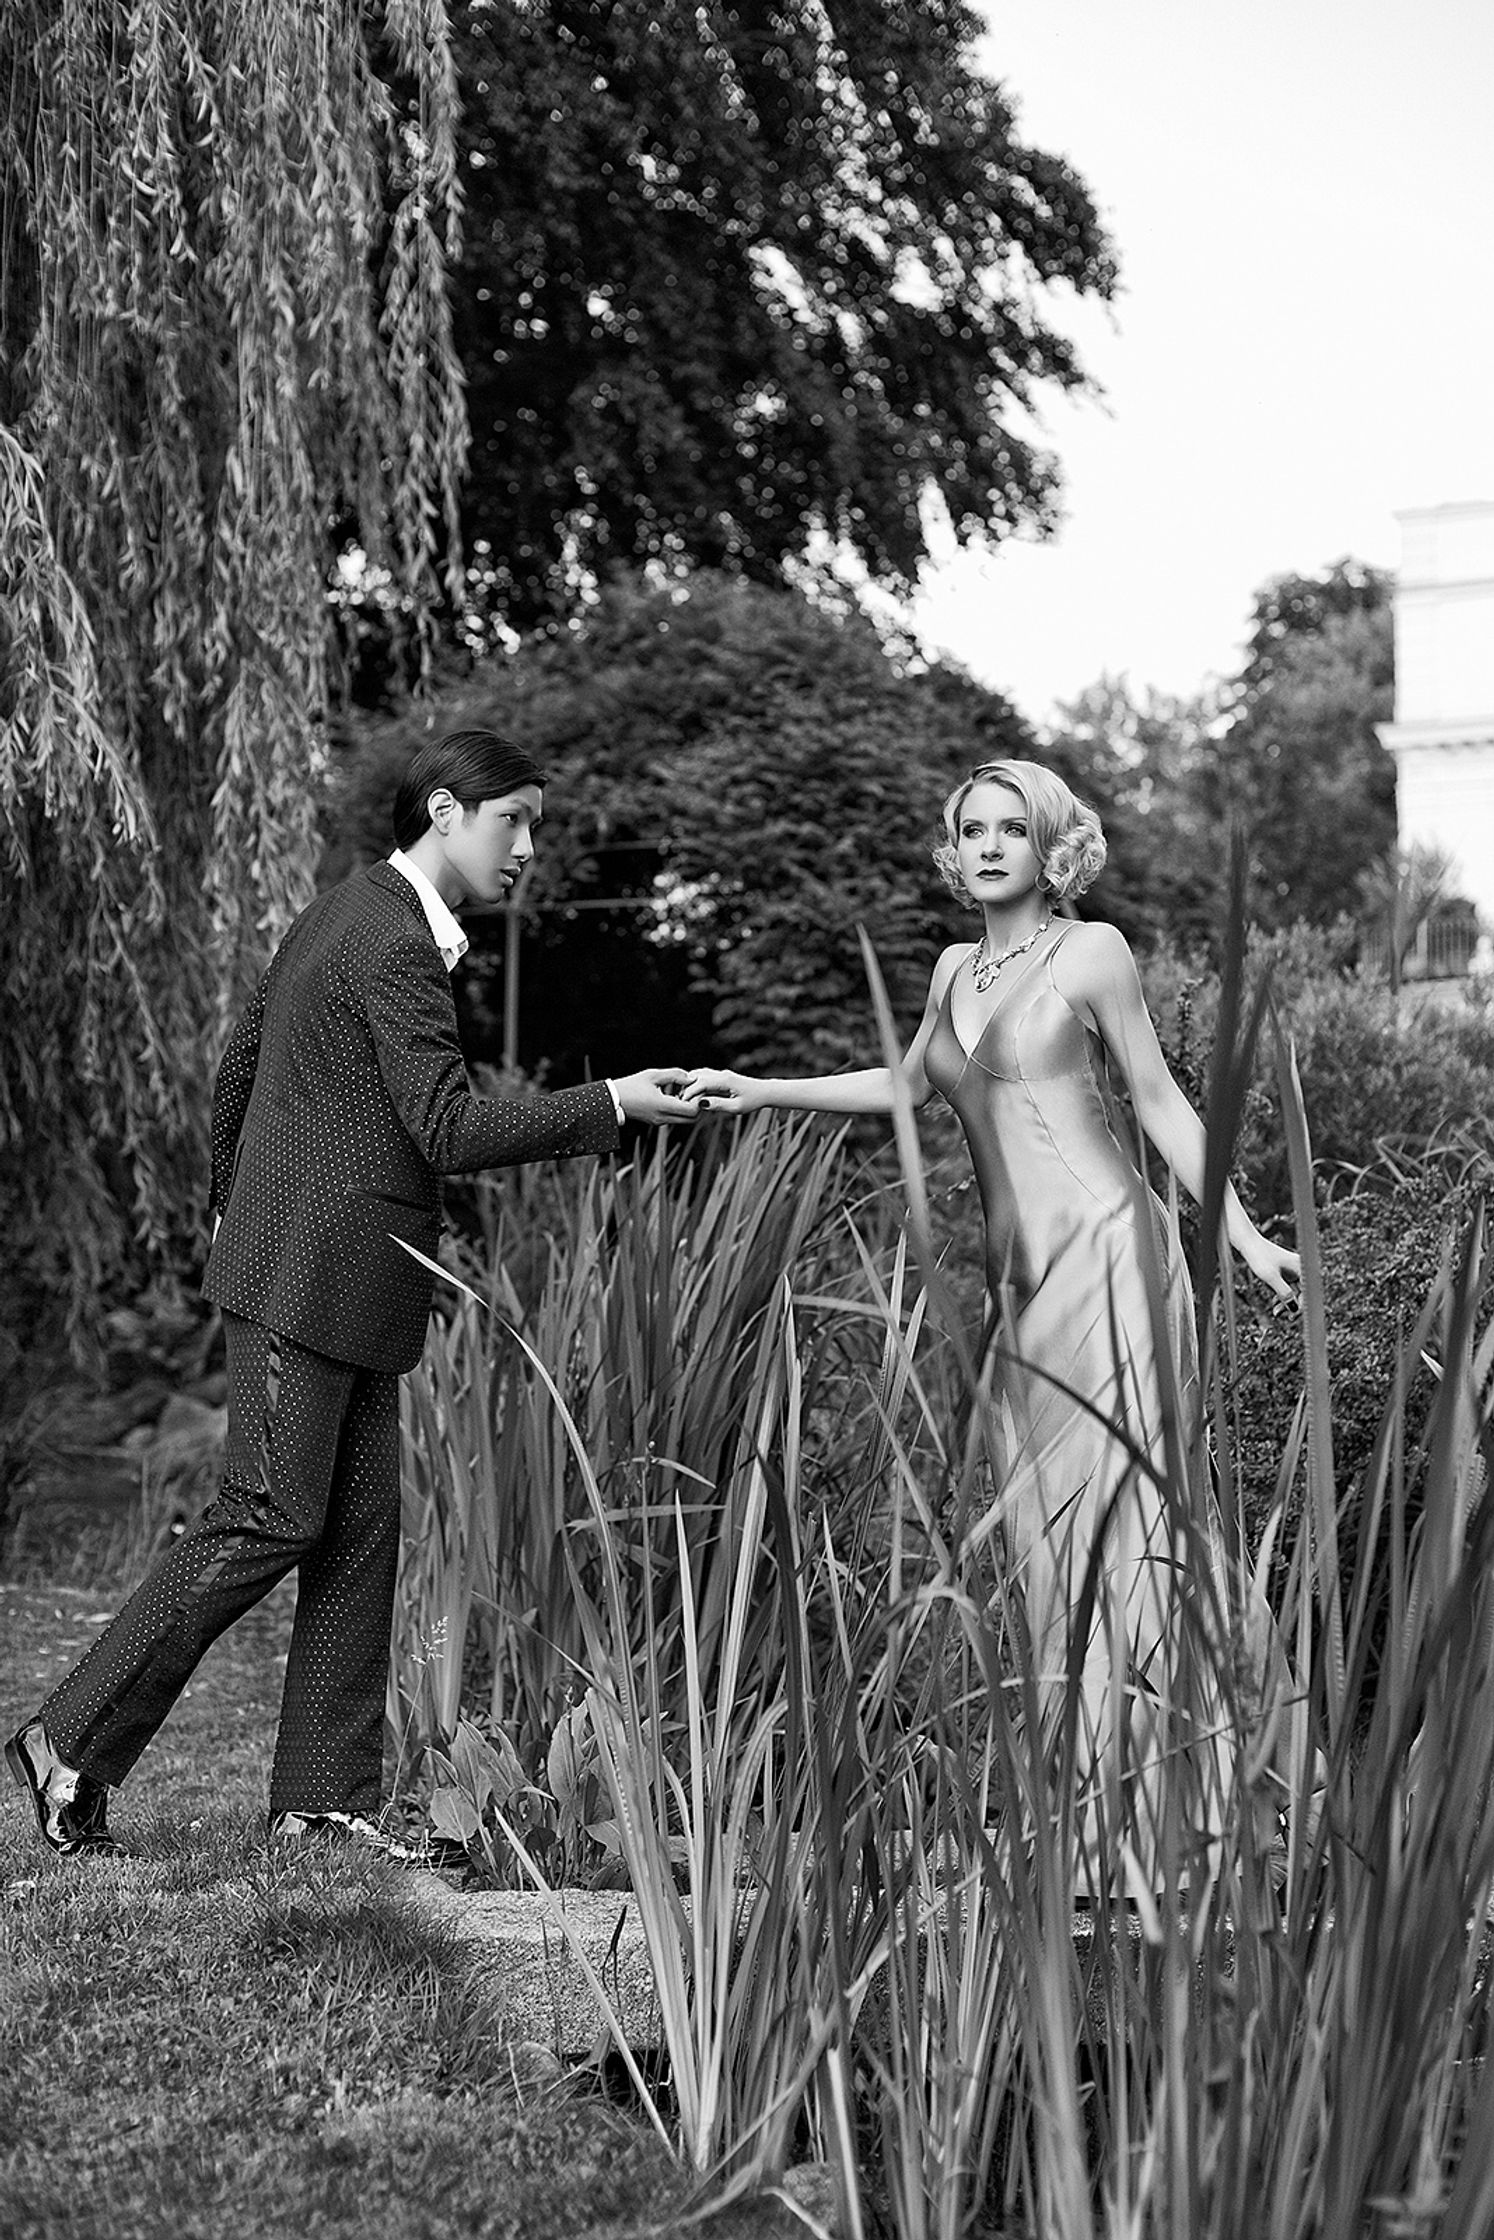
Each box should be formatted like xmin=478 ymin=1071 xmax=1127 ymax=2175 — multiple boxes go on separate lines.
xmin=40 ymin=1312 xmax=402 ymax=1818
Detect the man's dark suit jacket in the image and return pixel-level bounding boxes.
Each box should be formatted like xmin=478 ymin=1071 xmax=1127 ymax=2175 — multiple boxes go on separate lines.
xmin=203 ymin=861 xmax=619 ymax=1373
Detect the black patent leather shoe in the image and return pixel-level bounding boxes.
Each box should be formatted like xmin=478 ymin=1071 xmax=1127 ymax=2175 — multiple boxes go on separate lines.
xmin=5 ymin=1721 xmax=124 ymax=1856
xmin=268 ymin=1809 xmax=429 ymax=1867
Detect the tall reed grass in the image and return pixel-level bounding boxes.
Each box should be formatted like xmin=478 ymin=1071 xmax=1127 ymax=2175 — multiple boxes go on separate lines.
xmin=391 ymin=961 xmax=1494 ymax=2237
xmin=388 ymin=1115 xmax=872 ymax=1777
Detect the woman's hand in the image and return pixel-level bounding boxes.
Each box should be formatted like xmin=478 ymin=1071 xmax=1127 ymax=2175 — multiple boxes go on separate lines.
xmin=1234 ymin=1227 xmax=1301 ymax=1304
xmin=680 ymin=1067 xmax=767 ymax=1115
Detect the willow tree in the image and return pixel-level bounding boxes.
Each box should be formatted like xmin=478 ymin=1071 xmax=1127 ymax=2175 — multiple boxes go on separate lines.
xmin=0 ymin=0 xmax=467 ymax=1355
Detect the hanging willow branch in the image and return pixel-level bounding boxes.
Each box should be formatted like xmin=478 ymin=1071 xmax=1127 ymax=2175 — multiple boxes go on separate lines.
xmin=0 ymin=0 xmax=468 ymax=1353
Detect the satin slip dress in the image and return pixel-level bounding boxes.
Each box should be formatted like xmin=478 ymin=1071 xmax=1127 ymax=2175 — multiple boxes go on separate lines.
xmin=924 ymin=919 xmax=1220 ymax=1874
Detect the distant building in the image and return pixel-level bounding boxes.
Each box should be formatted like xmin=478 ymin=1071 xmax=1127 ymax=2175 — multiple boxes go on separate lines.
xmin=1379 ymin=501 xmax=1494 ymax=947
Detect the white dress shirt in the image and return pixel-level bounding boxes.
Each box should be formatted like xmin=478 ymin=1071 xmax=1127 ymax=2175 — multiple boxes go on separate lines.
xmin=388 ymin=849 xmax=469 ymax=971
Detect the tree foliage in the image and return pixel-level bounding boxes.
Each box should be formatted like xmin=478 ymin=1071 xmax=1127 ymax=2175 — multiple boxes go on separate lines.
xmin=326 ymin=573 xmax=1035 ymax=1078
xmin=446 ymin=0 xmax=1116 ymax=635
xmin=1204 ymin=560 xmax=1397 ymax=929
xmin=1040 ymin=675 xmax=1227 ymax=953
xmin=0 ymin=0 xmax=468 ymax=1351
xmin=1043 ymin=563 xmax=1399 ymax=953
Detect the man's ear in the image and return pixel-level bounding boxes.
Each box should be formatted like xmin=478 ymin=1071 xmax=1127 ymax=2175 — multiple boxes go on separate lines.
xmin=427 ymin=787 xmax=457 ymax=833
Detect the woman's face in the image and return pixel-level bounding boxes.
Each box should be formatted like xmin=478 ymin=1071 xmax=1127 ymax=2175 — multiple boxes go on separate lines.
xmin=954 ymin=782 xmax=1044 ymax=906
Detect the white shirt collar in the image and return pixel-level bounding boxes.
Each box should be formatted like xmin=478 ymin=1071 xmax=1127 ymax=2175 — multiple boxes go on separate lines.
xmin=387 ymin=850 xmax=469 ymax=972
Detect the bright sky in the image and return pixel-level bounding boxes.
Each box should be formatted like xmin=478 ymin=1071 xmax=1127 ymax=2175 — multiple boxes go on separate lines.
xmin=910 ymin=0 xmax=1494 ymax=727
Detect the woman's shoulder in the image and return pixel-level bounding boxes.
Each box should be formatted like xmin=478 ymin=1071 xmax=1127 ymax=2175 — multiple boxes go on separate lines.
xmin=1050 ymin=916 xmax=1136 ymax=987
xmin=1055 ymin=914 xmax=1130 ymax=951
xmin=929 ymin=940 xmax=976 ymax=995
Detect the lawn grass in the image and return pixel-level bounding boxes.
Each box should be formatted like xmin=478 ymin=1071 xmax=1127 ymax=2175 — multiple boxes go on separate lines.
xmin=0 ymin=1581 xmax=802 ymax=2240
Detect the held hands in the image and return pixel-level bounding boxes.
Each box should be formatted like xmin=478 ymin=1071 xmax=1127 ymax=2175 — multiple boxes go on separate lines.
xmin=610 ymin=1065 xmax=769 ymax=1122
xmin=679 ymin=1067 xmax=766 ymax=1116
xmin=612 ymin=1068 xmax=707 ymax=1124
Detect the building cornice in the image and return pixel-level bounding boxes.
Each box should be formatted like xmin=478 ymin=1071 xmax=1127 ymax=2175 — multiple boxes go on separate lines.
xmin=1395 ymin=499 xmax=1494 ymax=522
xmin=1395 ymin=575 xmax=1494 ymax=598
xmin=1379 ymin=718 xmax=1494 ymax=754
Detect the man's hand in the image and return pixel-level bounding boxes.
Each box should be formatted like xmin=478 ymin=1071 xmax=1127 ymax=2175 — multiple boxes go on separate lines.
xmin=612 ymin=1068 xmax=705 ymax=1124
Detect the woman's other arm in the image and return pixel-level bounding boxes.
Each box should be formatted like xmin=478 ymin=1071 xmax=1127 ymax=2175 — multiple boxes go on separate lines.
xmin=1054 ymin=922 xmax=1300 ymax=1300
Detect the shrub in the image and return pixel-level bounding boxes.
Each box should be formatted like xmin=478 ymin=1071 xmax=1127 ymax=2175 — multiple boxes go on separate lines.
xmin=322 ymin=572 xmax=1031 ymax=1083
xmin=1228 ymin=1167 xmax=1489 ymax=1559
xmin=1142 ymin=926 xmax=1494 ymax=1223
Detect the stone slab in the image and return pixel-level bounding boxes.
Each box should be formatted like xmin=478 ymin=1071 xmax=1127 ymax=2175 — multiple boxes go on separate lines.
xmin=405 ymin=1876 xmax=662 ymax=2058
xmin=404 ymin=1872 xmax=1155 ymax=2057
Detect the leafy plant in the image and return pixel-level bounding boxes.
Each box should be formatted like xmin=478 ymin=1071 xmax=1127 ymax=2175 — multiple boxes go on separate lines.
xmin=428 ymin=1708 xmax=626 ymax=1891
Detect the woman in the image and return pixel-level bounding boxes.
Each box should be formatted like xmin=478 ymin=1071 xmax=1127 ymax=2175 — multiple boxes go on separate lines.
xmin=684 ymin=759 xmax=1299 ymax=1893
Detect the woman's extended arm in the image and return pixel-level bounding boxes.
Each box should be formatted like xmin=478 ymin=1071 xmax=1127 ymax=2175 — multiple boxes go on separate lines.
xmin=1053 ymin=922 xmax=1300 ymax=1300
xmin=682 ymin=944 xmax=969 ymax=1117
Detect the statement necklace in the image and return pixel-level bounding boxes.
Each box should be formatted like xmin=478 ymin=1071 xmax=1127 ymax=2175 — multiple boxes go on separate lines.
xmin=969 ymin=914 xmax=1052 ymax=995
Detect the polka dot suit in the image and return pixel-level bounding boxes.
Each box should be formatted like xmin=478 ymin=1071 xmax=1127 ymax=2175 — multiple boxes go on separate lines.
xmin=206 ymin=861 xmax=617 ymax=1375
xmin=40 ymin=863 xmax=619 ymax=1817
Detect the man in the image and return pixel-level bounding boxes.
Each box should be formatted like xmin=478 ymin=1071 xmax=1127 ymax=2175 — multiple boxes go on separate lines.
xmin=6 ymin=729 xmax=696 ymax=1861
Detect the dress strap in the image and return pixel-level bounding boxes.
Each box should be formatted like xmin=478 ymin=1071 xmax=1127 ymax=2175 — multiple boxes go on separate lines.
xmin=1042 ymin=917 xmax=1078 ymax=971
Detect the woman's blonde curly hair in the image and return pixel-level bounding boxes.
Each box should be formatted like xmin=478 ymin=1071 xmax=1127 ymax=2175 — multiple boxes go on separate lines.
xmin=932 ymin=759 xmax=1107 ymax=911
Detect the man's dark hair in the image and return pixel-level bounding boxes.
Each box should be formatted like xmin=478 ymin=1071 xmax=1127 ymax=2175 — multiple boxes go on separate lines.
xmin=391 ymin=729 xmax=546 ymax=850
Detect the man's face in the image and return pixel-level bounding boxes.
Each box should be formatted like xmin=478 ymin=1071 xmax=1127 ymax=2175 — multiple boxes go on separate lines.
xmin=439 ymin=785 xmax=544 ymax=907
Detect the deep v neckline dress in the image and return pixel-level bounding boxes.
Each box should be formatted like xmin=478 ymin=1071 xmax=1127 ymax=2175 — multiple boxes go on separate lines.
xmin=924 ymin=921 xmax=1215 ymax=1877
xmin=925 ymin=919 xmax=1195 ymax=1397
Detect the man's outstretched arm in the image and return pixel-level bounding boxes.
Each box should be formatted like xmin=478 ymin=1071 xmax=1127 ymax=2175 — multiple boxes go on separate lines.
xmin=361 ymin=931 xmax=696 ymax=1171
